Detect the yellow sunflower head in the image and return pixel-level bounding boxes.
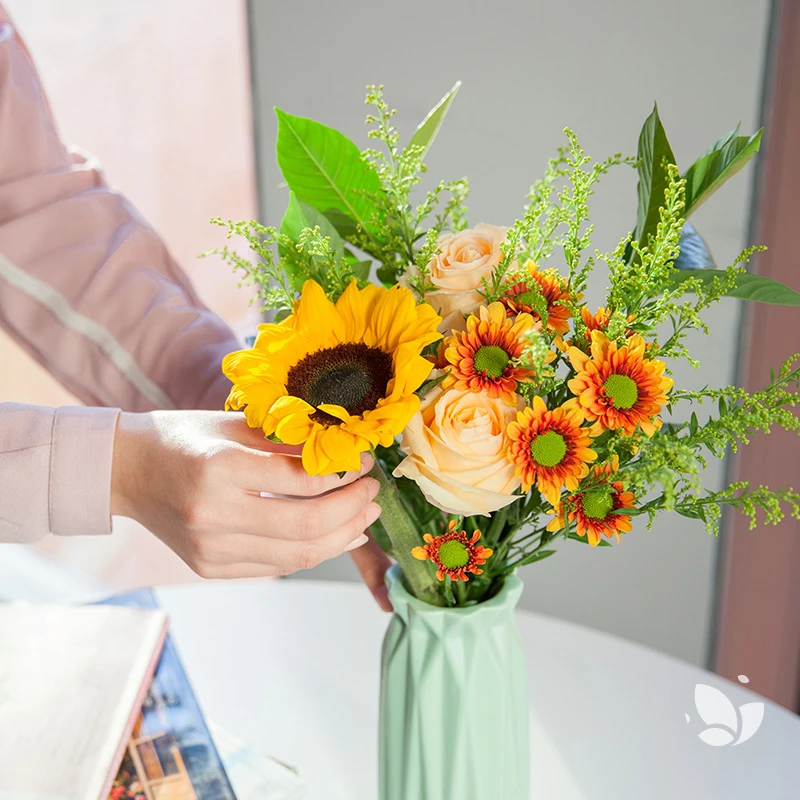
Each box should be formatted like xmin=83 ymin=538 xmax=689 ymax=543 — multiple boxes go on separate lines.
xmin=500 ymin=261 xmax=578 ymax=335
xmin=223 ymin=280 xmax=442 ymax=475
xmin=505 ymin=396 xmax=598 ymax=504
xmin=566 ymin=331 xmax=673 ymax=437
xmin=545 ymin=456 xmax=637 ymax=546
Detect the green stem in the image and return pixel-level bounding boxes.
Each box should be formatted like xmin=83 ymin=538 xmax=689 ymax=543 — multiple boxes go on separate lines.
xmin=370 ymin=462 xmax=444 ymax=606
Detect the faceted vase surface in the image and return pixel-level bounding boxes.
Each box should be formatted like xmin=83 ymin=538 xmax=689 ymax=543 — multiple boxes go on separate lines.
xmin=379 ymin=565 xmax=530 ymax=800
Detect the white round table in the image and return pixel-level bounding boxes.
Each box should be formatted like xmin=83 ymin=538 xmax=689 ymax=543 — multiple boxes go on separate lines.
xmin=156 ymin=580 xmax=800 ymax=799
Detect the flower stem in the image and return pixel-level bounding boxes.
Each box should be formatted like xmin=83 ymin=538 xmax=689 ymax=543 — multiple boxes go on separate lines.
xmin=370 ymin=461 xmax=444 ymax=606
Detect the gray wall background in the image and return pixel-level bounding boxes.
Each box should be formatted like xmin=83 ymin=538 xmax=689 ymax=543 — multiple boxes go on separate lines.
xmin=247 ymin=0 xmax=771 ymax=666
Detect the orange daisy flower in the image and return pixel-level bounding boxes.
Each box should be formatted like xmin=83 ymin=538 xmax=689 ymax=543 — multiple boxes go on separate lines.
xmin=546 ymin=457 xmax=636 ymax=546
xmin=411 ymin=520 xmax=493 ymax=581
xmin=506 ymin=396 xmax=597 ymax=504
xmin=567 ymin=331 xmax=672 ymax=437
xmin=442 ymin=302 xmax=538 ymax=405
xmin=575 ymin=307 xmax=643 ymax=353
xmin=500 ymin=261 xmax=576 ymax=335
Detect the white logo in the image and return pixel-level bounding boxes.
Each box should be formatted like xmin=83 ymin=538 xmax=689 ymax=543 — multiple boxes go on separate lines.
xmin=686 ymin=675 xmax=764 ymax=747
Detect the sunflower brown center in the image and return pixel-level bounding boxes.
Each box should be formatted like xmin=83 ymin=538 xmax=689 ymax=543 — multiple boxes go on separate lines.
xmin=438 ymin=539 xmax=470 ymax=569
xmin=473 ymin=345 xmax=510 ymax=378
xmin=603 ymin=374 xmax=638 ymax=409
xmin=582 ymin=488 xmax=614 ymax=520
xmin=286 ymin=342 xmax=393 ymax=426
xmin=531 ymin=430 xmax=567 ymax=467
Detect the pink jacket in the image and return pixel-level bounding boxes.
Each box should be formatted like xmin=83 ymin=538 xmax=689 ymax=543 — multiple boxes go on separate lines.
xmin=0 ymin=9 xmax=238 ymax=544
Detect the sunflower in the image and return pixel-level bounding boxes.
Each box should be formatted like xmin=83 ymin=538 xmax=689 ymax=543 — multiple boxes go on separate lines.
xmin=411 ymin=520 xmax=493 ymax=581
xmin=506 ymin=396 xmax=597 ymax=504
xmin=500 ymin=261 xmax=576 ymax=335
xmin=546 ymin=457 xmax=636 ymax=546
xmin=223 ymin=280 xmax=441 ymax=475
xmin=442 ymin=302 xmax=545 ymax=405
xmin=567 ymin=331 xmax=672 ymax=437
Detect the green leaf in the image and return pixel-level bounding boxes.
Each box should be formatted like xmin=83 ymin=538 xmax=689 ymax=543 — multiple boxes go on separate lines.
xmin=682 ymin=126 xmax=763 ymax=217
xmin=517 ymin=549 xmax=557 ymax=567
xmin=415 ymin=372 xmax=447 ymax=399
xmin=275 ymin=108 xmax=383 ymax=240
xmin=673 ymin=221 xmax=715 ymax=271
xmin=349 ymin=258 xmax=372 ymax=282
xmin=634 ymin=103 xmax=677 ymax=249
xmin=667 ymin=268 xmax=800 ymax=306
xmin=676 ymin=506 xmax=707 ymax=522
xmin=566 ymin=531 xmax=612 ymax=547
xmin=280 ymin=193 xmax=344 ymax=258
xmin=407 ymin=81 xmax=461 ymax=157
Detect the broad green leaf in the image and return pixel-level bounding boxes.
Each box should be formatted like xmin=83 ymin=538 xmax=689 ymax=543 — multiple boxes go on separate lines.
xmin=275 ymin=108 xmax=383 ymax=240
xmin=682 ymin=126 xmax=763 ymax=217
xmin=667 ymin=268 xmax=800 ymax=306
xmin=280 ymin=193 xmax=344 ymax=258
xmin=351 ymin=260 xmax=372 ymax=281
xmin=634 ymin=103 xmax=677 ymax=248
xmin=407 ymin=81 xmax=461 ymax=157
xmin=673 ymin=221 xmax=715 ymax=271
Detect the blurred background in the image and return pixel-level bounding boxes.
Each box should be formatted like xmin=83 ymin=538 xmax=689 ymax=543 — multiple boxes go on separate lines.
xmin=3 ymin=0 xmax=799 ymax=709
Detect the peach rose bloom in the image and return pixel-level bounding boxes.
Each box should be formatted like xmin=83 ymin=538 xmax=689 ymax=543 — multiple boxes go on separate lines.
xmin=423 ymin=223 xmax=509 ymax=319
xmin=393 ymin=385 xmax=523 ymax=516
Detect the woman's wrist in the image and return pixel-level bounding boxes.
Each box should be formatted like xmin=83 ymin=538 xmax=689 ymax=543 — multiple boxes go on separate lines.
xmin=110 ymin=411 xmax=149 ymax=519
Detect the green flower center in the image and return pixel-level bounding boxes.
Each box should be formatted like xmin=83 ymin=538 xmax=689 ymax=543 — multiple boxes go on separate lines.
xmin=531 ymin=430 xmax=567 ymax=468
xmin=438 ymin=539 xmax=470 ymax=569
xmin=582 ymin=488 xmax=614 ymax=520
xmin=287 ymin=342 xmax=393 ymax=425
xmin=515 ymin=290 xmax=542 ymax=307
xmin=473 ymin=345 xmax=510 ymax=378
xmin=603 ymin=374 xmax=638 ymax=410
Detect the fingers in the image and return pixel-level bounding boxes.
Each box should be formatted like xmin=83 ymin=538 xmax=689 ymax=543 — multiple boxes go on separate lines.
xmin=205 ymin=501 xmax=382 ymax=572
xmin=349 ymin=533 xmax=393 ymax=612
xmin=193 ymin=563 xmax=290 ymax=580
xmin=231 ymin=447 xmax=375 ymax=498
xmin=232 ymin=475 xmax=380 ymax=539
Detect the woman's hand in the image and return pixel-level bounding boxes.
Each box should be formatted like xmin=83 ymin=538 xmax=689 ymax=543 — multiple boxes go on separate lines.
xmin=111 ymin=410 xmax=382 ymax=580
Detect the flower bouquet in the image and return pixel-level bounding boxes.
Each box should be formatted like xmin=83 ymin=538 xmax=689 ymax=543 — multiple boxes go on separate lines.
xmin=211 ymin=84 xmax=800 ymax=799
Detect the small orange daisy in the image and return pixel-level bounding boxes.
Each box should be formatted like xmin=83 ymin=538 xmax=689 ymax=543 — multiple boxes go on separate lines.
xmin=567 ymin=331 xmax=672 ymax=437
xmin=506 ymin=396 xmax=597 ymax=504
xmin=411 ymin=520 xmax=493 ymax=581
xmin=546 ymin=457 xmax=636 ymax=546
xmin=500 ymin=261 xmax=576 ymax=335
xmin=575 ymin=307 xmax=645 ymax=354
xmin=442 ymin=302 xmax=538 ymax=405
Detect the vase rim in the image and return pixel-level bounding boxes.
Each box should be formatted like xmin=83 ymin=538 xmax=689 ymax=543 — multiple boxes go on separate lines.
xmin=385 ymin=564 xmax=523 ymax=615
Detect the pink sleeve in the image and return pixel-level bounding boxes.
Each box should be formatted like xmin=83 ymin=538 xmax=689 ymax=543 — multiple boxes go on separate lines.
xmin=0 ymin=11 xmax=239 ymax=413
xmin=0 ymin=404 xmax=119 ymax=543
xmin=0 ymin=9 xmax=241 ymax=543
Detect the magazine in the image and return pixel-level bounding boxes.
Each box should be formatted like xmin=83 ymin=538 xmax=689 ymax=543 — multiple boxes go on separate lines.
xmin=98 ymin=589 xmax=237 ymax=800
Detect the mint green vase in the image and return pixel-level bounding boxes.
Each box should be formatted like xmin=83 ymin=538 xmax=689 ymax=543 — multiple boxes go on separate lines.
xmin=379 ymin=565 xmax=530 ymax=800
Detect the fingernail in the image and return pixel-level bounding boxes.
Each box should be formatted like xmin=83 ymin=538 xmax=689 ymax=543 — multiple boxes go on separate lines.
xmin=344 ymin=533 xmax=369 ymax=552
xmin=365 ymin=501 xmax=381 ymax=525
xmin=365 ymin=478 xmax=380 ymax=501
xmin=360 ymin=452 xmax=375 ymax=474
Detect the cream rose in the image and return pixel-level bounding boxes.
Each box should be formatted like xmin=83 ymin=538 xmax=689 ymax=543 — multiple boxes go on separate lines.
xmin=393 ymin=386 xmax=522 ymax=516
xmin=422 ymin=223 xmax=508 ymax=319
